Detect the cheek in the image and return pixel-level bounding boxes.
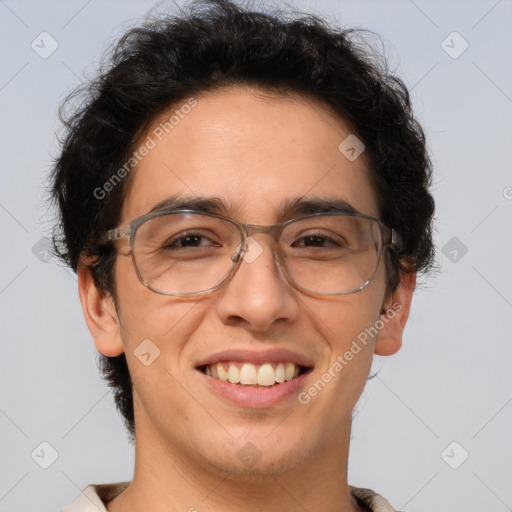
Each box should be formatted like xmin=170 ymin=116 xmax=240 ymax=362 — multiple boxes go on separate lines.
xmin=294 ymin=292 xmax=383 ymax=445
xmin=305 ymin=282 xmax=385 ymax=389
xmin=113 ymin=256 xmax=214 ymax=369
xmin=312 ymin=283 xmax=384 ymax=351
xmin=114 ymin=256 xmax=190 ymax=341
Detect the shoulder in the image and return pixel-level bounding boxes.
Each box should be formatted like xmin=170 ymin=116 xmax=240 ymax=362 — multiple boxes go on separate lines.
xmin=63 ymin=482 xmax=401 ymax=512
xmin=61 ymin=482 xmax=129 ymax=512
xmin=350 ymin=485 xmax=403 ymax=512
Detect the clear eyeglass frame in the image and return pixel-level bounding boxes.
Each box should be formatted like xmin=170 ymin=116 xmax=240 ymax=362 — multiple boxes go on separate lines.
xmin=101 ymin=209 xmax=400 ymax=298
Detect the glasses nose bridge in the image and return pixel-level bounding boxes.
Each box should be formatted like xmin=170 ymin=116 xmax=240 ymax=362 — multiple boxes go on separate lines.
xmin=236 ymin=222 xmax=284 ymax=267
xmin=242 ymin=222 xmax=281 ymax=241
xmin=232 ymin=222 xmax=286 ymax=284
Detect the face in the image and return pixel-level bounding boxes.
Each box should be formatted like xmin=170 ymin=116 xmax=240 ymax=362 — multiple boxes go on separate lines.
xmin=81 ymin=85 xmax=411 ymax=478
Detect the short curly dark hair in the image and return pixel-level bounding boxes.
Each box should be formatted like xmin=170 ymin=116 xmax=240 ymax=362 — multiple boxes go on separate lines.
xmin=50 ymin=0 xmax=435 ymax=442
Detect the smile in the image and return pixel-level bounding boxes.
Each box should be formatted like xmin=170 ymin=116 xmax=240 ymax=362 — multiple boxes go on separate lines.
xmin=195 ymin=349 xmax=315 ymax=407
xmin=200 ymin=361 xmax=309 ymax=387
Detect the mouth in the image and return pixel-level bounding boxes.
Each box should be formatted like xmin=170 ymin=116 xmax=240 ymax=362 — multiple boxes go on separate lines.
xmin=195 ymin=349 xmax=314 ymax=408
xmin=198 ymin=361 xmax=311 ymax=387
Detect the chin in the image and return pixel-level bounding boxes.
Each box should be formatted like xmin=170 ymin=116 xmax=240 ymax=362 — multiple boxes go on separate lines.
xmin=197 ymin=433 xmax=313 ymax=478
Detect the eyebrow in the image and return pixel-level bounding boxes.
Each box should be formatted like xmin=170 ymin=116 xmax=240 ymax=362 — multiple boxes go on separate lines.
xmin=148 ymin=195 xmax=231 ymax=215
xmin=147 ymin=195 xmax=361 ymax=219
xmin=275 ymin=197 xmax=360 ymax=217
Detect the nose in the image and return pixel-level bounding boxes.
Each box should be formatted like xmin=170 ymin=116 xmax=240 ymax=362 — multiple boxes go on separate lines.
xmin=215 ymin=236 xmax=301 ymax=332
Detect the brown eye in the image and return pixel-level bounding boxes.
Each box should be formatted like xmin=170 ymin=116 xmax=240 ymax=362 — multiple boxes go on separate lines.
xmin=165 ymin=233 xmax=215 ymax=248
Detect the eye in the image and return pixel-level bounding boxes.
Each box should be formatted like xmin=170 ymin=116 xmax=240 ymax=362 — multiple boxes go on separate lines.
xmin=163 ymin=231 xmax=220 ymax=249
xmin=292 ymin=231 xmax=346 ymax=248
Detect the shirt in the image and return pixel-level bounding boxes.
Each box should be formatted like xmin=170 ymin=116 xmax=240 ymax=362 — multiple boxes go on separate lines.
xmin=61 ymin=482 xmax=402 ymax=511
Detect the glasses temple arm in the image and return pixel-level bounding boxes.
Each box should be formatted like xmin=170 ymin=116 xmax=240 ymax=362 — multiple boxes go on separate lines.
xmin=101 ymin=227 xmax=131 ymax=243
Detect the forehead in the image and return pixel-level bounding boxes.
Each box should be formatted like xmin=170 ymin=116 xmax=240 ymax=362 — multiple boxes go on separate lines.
xmin=121 ymin=86 xmax=378 ymax=223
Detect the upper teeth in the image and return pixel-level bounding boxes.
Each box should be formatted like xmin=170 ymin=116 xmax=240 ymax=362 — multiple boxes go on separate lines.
xmin=204 ymin=362 xmax=301 ymax=386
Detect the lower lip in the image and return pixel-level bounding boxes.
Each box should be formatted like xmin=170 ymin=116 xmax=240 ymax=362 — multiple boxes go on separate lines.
xmin=198 ymin=369 xmax=312 ymax=408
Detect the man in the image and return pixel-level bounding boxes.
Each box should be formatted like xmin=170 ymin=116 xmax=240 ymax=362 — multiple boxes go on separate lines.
xmin=53 ymin=0 xmax=435 ymax=510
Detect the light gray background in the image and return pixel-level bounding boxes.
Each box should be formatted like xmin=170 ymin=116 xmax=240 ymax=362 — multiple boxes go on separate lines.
xmin=1 ymin=0 xmax=511 ymax=511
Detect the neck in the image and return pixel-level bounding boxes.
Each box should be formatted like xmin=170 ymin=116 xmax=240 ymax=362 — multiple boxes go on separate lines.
xmin=107 ymin=416 xmax=359 ymax=512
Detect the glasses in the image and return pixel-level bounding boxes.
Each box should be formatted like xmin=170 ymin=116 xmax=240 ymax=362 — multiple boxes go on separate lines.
xmin=102 ymin=209 xmax=399 ymax=297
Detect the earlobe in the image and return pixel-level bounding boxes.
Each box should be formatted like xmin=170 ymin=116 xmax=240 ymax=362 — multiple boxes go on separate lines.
xmin=374 ymin=272 xmax=416 ymax=356
xmin=77 ymin=262 xmax=124 ymax=357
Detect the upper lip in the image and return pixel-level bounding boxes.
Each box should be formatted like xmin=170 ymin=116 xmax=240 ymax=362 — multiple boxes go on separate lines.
xmin=195 ymin=348 xmax=315 ymax=368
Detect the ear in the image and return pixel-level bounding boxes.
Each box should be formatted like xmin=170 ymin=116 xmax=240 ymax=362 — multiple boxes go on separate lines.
xmin=77 ymin=262 xmax=124 ymax=357
xmin=374 ymin=272 xmax=416 ymax=356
